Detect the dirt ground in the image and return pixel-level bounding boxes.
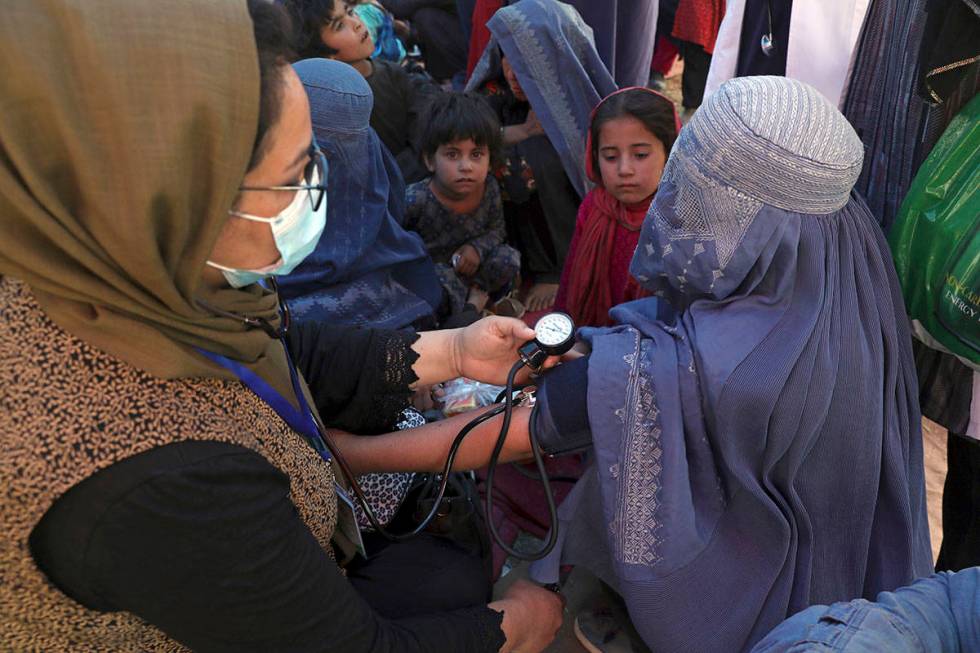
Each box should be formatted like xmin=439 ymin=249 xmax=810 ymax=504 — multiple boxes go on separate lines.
xmin=923 ymin=418 xmax=948 ymax=561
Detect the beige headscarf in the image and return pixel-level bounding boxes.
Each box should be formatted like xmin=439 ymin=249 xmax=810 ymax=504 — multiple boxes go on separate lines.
xmin=0 ymin=0 xmax=293 ymax=389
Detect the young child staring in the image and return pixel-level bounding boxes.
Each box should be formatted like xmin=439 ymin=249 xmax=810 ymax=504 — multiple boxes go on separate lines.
xmin=554 ymin=87 xmax=680 ymax=326
xmin=404 ymin=93 xmax=521 ymax=314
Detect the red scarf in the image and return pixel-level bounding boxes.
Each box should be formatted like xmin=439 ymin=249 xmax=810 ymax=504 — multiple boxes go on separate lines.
xmin=672 ymin=0 xmax=726 ymax=54
xmin=565 ymin=189 xmax=652 ymax=326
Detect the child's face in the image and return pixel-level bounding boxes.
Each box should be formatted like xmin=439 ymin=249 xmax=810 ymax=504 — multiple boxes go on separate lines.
xmin=597 ymin=115 xmax=667 ymax=205
xmin=320 ymin=4 xmax=375 ymax=63
xmin=427 ymin=138 xmax=490 ymax=200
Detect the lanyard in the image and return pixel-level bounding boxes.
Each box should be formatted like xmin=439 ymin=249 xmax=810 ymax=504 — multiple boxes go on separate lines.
xmin=196 ymin=345 xmax=332 ymax=463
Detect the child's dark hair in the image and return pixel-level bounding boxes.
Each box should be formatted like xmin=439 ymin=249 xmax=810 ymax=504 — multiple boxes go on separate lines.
xmin=590 ymin=89 xmax=678 ymax=175
xmin=419 ymin=93 xmax=503 ymax=168
xmin=281 ymin=0 xmax=341 ymax=59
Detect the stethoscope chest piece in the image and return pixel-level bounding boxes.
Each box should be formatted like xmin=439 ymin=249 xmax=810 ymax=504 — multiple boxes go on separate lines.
xmin=760 ymin=33 xmax=775 ymax=57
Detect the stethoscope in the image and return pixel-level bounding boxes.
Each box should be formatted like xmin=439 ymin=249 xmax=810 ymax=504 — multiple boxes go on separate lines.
xmin=761 ymin=0 xmax=776 ymax=57
xmin=200 ymin=282 xmax=578 ymax=561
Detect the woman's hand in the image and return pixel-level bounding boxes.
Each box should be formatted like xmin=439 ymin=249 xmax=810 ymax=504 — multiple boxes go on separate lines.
xmin=502 ymin=110 xmax=545 ymax=146
xmin=328 ymin=405 xmax=534 ymax=476
xmin=452 ymin=316 xmax=559 ymax=385
xmin=490 ymin=579 xmax=564 ymax=653
xmin=410 ymin=318 xmax=561 ymax=389
xmin=521 ymin=109 xmax=544 ymax=139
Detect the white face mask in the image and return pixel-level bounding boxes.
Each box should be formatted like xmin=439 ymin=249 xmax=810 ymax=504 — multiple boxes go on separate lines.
xmin=207 ymin=167 xmax=327 ymax=288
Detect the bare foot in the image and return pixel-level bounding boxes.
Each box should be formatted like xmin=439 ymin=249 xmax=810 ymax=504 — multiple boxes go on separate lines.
xmin=523 ymin=282 xmax=558 ymax=312
xmin=467 ymin=286 xmax=490 ymax=312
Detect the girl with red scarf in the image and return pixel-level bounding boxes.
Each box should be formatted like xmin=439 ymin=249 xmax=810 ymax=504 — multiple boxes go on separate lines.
xmin=554 ymin=88 xmax=680 ymax=327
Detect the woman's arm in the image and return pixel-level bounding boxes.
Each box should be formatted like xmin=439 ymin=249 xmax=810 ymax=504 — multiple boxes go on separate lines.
xmin=32 ymin=441 xmax=563 ymax=652
xmin=340 ymin=334 xmax=593 ymax=476
xmin=330 ymin=404 xmax=534 ymax=476
xmin=289 ymin=315 xmax=539 ymax=393
xmin=332 ymin=354 xmax=593 ymax=475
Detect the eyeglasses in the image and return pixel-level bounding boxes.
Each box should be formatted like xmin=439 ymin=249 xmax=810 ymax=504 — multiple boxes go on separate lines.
xmin=238 ymin=143 xmax=328 ymax=211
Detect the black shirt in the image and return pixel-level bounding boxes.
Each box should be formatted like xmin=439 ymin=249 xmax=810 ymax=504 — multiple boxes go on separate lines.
xmin=29 ymin=324 xmax=506 ymax=652
xmin=365 ymin=59 xmax=440 ymax=184
xmin=736 ymin=0 xmax=792 ymax=78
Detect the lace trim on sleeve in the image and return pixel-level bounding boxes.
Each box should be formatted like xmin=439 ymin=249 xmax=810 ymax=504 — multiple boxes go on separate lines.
xmin=367 ymin=329 xmax=421 ymax=429
xmin=377 ymin=329 xmax=420 ymax=392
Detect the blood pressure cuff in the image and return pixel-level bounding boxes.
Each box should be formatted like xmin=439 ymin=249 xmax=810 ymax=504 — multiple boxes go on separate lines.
xmin=529 ymin=355 xmax=593 ymax=456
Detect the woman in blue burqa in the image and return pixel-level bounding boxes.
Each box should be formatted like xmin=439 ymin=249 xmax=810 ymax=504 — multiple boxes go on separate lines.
xmin=525 ymin=76 xmax=934 ymax=651
xmin=465 ymin=0 xmax=617 ymax=311
xmin=278 ymin=59 xmax=447 ymax=331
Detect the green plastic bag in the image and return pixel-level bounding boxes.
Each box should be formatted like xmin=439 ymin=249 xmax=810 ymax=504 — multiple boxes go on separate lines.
xmin=889 ymin=93 xmax=980 ymax=370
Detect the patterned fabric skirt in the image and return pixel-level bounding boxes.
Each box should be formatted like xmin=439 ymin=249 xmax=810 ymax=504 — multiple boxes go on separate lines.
xmin=353 ymin=407 xmax=425 ymax=529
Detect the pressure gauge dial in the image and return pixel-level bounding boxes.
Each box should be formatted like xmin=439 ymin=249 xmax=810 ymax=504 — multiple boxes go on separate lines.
xmin=518 ymin=312 xmax=576 ymax=371
xmin=534 ymin=312 xmax=576 ymax=353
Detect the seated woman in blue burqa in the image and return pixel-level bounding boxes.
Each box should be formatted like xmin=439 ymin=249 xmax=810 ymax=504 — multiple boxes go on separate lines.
xmin=523 ymin=76 xmax=934 ymax=652
xmin=277 ymin=58 xmax=447 ymax=331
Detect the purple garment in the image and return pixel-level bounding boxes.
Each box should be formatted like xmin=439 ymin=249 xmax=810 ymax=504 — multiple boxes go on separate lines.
xmin=280 ymin=59 xmax=443 ymax=330
xmin=531 ymin=77 xmax=933 ymax=652
xmin=567 ymin=0 xmax=658 ymax=89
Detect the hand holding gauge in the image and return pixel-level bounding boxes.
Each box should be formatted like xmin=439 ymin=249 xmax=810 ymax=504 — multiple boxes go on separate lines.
xmin=518 ymin=312 xmax=576 ymax=371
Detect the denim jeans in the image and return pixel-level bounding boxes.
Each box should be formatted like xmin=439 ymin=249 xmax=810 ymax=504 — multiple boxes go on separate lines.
xmin=751 ymin=569 xmax=980 ymax=652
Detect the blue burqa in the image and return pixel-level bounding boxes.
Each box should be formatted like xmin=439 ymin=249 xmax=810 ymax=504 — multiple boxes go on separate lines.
xmin=531 ymin=77 xmax=933 ymax=652
xmin=567 ymin=0 xmax=658 ymax=89
xmin=465 ymin=0 xmax=617 ymax=199
xmin=279 ymin=59 xmax=442 ymax=329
